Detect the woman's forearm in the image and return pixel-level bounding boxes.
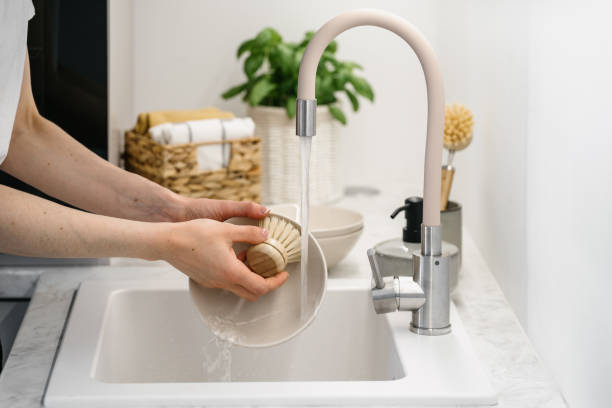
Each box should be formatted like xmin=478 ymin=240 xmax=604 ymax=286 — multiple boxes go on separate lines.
xmin=2 ymin=55 xmax=268 ymax=227
xmin=1 ymin=114 xmax=187 ymax=222
xmin=0 ymin=184 xmax=163 ymax=260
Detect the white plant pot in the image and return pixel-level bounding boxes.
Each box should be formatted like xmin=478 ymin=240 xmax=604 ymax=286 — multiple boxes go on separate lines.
xmin=248 ymin=105 xmax=342 ymax=205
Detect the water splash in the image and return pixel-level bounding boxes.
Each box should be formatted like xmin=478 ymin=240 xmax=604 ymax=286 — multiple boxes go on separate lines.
xmin=299 ymin=136 xmax=312 ymax=321
xmin=201 ymin=299 xmax=245 ymax=381
xmin=201 ymin=335 xmax=233 ymax=382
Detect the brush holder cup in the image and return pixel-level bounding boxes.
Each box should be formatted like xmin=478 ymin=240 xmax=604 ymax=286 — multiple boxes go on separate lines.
xmin=189 ymin=214 xmax=327 ymax=348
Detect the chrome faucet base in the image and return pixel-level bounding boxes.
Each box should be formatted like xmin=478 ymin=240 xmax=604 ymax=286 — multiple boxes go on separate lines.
xmin=368 ymin=225 xmax=454 ymax=336
xmin=410 ymin=324 xmax=451 ymax=336
xmin=411 ymin=243 xmax=451 ymax=335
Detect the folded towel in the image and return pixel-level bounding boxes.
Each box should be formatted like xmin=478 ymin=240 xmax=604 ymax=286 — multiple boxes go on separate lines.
xmin=187 ymin=120 xmax=225 ymax=171
xmin=133 ymin=107 xmax=234 ymax=134
xmin=149 ymin=123 xmax=190 ymax=144
xmin=186 ymin=119 xmax=224 ymax=143
xmin=149 ymin=117 xmax=256 ymax=172
xmin=196 ymin=143 xmax=224 ymax=172
xmin=222 ymin=117 xmax=255 ymax=140
xmin=149 ymin=118 xmax=255 ymax=145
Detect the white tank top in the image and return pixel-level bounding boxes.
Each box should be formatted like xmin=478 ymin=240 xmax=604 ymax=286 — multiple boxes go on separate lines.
xmin=0 ymin=0 xmax=35 ymax=165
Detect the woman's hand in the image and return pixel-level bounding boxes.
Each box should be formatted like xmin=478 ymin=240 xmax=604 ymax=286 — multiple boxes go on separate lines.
xmin=158 ymin=218 xmax=288 ymax=301
xmin=171 ymin=196 xmax=271 ymax=222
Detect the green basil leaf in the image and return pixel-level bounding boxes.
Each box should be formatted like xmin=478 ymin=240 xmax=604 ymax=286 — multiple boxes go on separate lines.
xmin=299 ymin=31 xmax=315 ymax=47
xmin=236 ymin=39 xmax=255 ymax=58
xmin=249 ymin=77 xmax=276 ymax=106
xmin=221 ymin=82 xmax=248 ymax=99
xmin=244 ymin=53 xmax=264 ymax=79
xmin=345 ymin=89 xmax=359 ymax=112
xmin=255 ymin=27 xmax=282 ymax=48
xmin=349 ymin=75 xmax=374 ymax=101
xmin=343 ymin=61 xmax=363 ymax=70
xmin=269 ymin=43 xmax=293 ymax=74
xmin=328 ymin=105 xmax=347 ymax=125
xmin=286 ymin=95 xmax=297 ymax=118
xmin=325 ymin=40 xmax=338 ymax=54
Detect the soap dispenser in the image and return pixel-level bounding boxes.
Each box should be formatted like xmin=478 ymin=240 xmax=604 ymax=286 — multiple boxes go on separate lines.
xmin=372 ymin=197 xmax=460 ymax=289
xmin=373 ymin=197 xmax=424 ymax=275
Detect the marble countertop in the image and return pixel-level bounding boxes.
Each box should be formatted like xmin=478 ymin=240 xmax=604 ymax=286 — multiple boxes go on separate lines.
xmin=0 ymin=187 xmax=567 ymax=407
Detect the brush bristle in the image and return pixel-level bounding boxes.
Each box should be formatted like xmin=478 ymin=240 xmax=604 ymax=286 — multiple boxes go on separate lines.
xmin=444 ymin=103 xmax=474 ymax=151
xmin=259 ymin=215 xmax=301 ymax=263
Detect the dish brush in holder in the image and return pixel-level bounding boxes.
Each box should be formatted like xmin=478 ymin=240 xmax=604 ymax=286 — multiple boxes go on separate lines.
xmin=246 ymin=215 xmax=301 ymax=278
xmin=441 ymin=103 xmax=474 ymax=210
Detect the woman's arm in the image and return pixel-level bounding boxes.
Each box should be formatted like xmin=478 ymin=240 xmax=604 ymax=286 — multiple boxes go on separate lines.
xmin=0 ymin=184 xmax=288 ymax=301
xmin=0 ymin=184 xmax=158 ymax=259
xmin=0 ymin=55 xmax=288 ymax=301
xmin=0 ymin=55 xmax=266 ymax=223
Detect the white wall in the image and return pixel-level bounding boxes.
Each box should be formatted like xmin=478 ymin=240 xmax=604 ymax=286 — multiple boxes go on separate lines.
xmin=435 ymin=1 xmax=612 ymax=407
xmin=526 ymin=1 xmax=612 ymax=406
xmin=434 ymin=0 xmax=530 ymax=324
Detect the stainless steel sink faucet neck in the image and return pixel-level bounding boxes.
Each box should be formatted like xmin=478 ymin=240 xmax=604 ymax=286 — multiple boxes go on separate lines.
xmin=295 ymin=9 xmax=452 ymax=335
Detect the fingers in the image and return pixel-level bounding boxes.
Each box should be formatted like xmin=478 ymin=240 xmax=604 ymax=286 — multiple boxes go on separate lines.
xmin=228 ymin=284 xmax=259 ymax=302
xmin=264 ymin=270 xmax=289 ymax=290
xmin=230 ymin=262 xmax=268 ymax=295
xmin=219 ymin=200 xmax=269 ymax=221
xmin=229 ymin=261 xmax=289 ymax=298
xmin=229 ymin=224 xmax=268 ymax=244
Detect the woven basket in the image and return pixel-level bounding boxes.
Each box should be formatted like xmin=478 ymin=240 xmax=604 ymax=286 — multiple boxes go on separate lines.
xmin=248 ymin=105 xmax=342 ymax=205
xmin=124 ymin=131 xmax=261 ymax=202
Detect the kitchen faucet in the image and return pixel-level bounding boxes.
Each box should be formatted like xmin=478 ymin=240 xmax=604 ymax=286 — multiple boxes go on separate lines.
xmin=296 ymin=9 xmax=452 ymax=335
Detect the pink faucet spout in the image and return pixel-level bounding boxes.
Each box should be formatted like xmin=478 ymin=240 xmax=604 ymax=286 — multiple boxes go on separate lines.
xmin=297 ymin=9 xmax=444 ymax=226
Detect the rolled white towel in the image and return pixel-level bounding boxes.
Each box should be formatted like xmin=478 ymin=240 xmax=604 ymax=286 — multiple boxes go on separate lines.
xmin=149 ymin=122 xmax=190 ymax=144
xmin=186 ymin=119 xmax=224 ymax=142
xmin=184 ymin=120 xmax=223 ymax=171
xmin=221 ymin=117 xmax=255 ymax=140
xmin=167 ymin=123 xmax=190 ymax=144
xmin=149 ymin=123 xmax=172 ymax=144
xmin=148 ymin=117 xmax=256 ymax=172
xmin=150 ymin=118 xmax=255 ymax=144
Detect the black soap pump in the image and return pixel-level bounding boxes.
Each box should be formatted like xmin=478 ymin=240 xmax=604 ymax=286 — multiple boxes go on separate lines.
xmin=390 ymin=196 xmax=423 ymax=244
xmin=372 ymin=197 xmax=424 ymax=276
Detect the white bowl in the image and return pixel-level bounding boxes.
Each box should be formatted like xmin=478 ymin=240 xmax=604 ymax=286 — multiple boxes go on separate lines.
xmin=269 ymin=204 xmax=364 ymax=238
xmin=315 ymin=227 xmax=364 ymax=268
xmin=310 ymin=206 xmax=364 ymax=238
xmin=189 ymin=215 xmax=327 ymax=348
xmin=269 ymin=204 xmax=364 ymax=268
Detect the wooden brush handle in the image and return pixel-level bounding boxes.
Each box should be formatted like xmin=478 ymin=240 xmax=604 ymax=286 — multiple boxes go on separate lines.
xmin=246 ymin=239 xmax=288 ymax=278
xmin=440 ymin=166 xmax=455 ymax=211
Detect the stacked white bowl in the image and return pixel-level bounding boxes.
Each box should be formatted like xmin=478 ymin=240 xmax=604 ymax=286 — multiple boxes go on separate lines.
xmin=269 ymin=204 xmax=364 ymax=269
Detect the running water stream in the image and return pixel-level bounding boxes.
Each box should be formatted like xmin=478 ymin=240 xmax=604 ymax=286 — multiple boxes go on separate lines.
xmin=299 ymin=136 xmax=312 ymax=321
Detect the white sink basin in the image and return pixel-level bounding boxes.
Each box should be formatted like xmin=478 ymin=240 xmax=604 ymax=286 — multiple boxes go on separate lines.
xmin=44 ymin=278 xmax=496 ymax=407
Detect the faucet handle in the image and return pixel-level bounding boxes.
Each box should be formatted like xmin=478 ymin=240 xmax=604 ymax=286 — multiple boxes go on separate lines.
xmin=369 ymin=247 xmax=426 ymax=314
xmin=367 ymin=248 xmax=385 ymax=289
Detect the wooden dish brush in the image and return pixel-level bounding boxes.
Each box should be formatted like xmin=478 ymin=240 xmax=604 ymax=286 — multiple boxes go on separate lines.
xmin=246 ymin=214 xmax=301 ymax=278
xmin=441 ymin=103 xmax=474 ymax=210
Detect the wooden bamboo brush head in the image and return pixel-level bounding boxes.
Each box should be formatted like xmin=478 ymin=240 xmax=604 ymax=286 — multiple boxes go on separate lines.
xmin=444 ymin=103 xmax=474 ymax=151
xmin=246 ymin=215 xmax=301 ymax=278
